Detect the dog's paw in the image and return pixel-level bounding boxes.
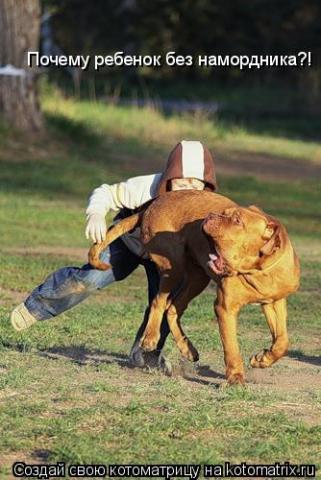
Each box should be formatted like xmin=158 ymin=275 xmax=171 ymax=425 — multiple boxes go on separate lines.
xmin=250 ymin=349 xmax=272 ymax=368
xmin=178 ymin=338 xmax=199 ymax=362
xmin=140 ymin=332 xmax=160 ymax=352
xmin=227 ymin=372 xmax=245 ymax=385
xmin=186 ymin=341 xmax=199 ymax=362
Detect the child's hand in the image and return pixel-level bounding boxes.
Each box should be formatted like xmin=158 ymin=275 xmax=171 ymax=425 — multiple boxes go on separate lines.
xmin=85 ymin=213 xmax=107 ymax=243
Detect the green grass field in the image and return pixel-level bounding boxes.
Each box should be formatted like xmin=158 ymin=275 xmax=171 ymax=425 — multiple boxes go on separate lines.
xmin=0 ymin=93 xmax=321 ymax=478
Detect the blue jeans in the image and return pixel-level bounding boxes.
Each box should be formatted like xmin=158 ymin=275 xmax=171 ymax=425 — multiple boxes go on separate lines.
xmin=25 ymin=236 xmax=171 ymax=354
xmin=25 ymin=237 xmax=160 ymax=320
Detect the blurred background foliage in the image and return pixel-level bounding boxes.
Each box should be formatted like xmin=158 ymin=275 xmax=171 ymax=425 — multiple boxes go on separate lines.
xmin=37 ymin=0 xmax=321 ymax=137
xmin=1 ymin=0 xmax=320 ymax=136
xmin=42 ymin=0 xmax=321 ymax=88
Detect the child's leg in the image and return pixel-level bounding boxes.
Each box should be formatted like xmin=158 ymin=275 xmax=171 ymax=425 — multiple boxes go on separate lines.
xmin=24 ymin=253 xmax=114 ymax=320
xmin=12 ymin=238 xmax=140 ymax=327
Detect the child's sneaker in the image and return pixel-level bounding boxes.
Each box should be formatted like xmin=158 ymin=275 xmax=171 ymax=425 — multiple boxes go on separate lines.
xmin=10 ymin=303 xmax=37 ymax=331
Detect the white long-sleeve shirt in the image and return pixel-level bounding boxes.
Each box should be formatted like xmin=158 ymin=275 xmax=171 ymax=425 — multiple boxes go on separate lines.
xmin=86 ymin=173 xmax=162 ymax=217
xmin=86 ymin=173 xmax=163 ymax=257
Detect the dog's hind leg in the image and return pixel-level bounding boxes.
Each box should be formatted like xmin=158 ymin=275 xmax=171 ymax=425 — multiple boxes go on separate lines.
xmin=166 ymin=264 xmax=210 ymax=362
xmin=250 ymin=297 xmax=288 ymax=368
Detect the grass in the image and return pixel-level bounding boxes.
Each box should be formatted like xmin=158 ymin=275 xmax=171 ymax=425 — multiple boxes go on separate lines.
xmin=0 ymin=91 xmax=321 ymax=477
xmin=41 ymin=89 xmax=321 ymax=164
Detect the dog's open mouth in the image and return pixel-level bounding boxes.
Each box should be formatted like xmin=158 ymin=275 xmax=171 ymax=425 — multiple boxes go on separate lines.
xmin=207 ymin=247 xmax=226 ymax=275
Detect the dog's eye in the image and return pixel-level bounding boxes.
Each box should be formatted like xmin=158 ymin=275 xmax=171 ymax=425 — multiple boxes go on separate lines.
xmin=233 ymin=215 xmax=242 ymax=225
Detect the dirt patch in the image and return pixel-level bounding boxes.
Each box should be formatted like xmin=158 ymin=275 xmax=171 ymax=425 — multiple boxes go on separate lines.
xmin=0 ymin=288 xmax=26 ymax=304
xmin=36 ymin=344 xmax=321 ymax=393
xmin=136 ymin=147 xmax=321 ymax=182
xmin=262 ymin=401 xmax=321 ymax=427
xmin=247 ymin=355 xmax=321 ymax=392
xmin=0 ymin=450 xmax=45 ymax=472
xmin=216 ymin=148 xmax=321 ymax=181
xmin=3 ymin=245 xmax=88 ymax=261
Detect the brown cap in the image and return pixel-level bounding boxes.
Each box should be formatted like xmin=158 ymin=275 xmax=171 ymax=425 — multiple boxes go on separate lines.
xmin=157 ymin=140 xmax=217 ymax=195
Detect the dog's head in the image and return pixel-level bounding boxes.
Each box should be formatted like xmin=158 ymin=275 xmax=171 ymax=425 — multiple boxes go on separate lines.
xmin=202 ymin=205 xmax=282 ymax=276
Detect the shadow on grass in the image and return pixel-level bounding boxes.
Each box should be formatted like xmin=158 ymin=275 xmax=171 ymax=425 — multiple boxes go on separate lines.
xmin=0 ymin=111 xmax=119 ymax=197
xmin=36 ymin=345 xmax=225 ymax=387
xmin=0 ymin=114 xmax=105 ymax=198
xmin=196 ymin=363 xmax=225 ymax=380
xmin=181 ymin=363 xmax=224 ymax=388
xmin=218 ymin=112 xmax=321 ymax=143
xmin=182 ymin=375 xmax=221 ymax=388
xmin=150 ymin=79 xmax=321 ymax=142
xmin=0 ymin=111 xmax=163 ymax=199
xmin=46 ymin=112 xmax=103 ymax=148
xmin=1 ymin=339 xmax=229 ymax=386
xmin=45 ymin=111 xmax=160 ymax=162
xmin=38 ymin=344 xmax=129 ymax=368
xmin=31 ymin=449 xmax=52 ymax=461
xmin=288 ymin=350 xmax=321 ymax=366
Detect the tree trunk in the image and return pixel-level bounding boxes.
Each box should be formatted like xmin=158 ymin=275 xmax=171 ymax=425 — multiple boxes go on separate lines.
xmin=0 ymin=0 xmax=43 ymax=132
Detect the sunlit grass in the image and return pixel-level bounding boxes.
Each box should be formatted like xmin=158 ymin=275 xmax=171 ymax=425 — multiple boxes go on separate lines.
xmin=42 ymin=91 xmax=321 ymax=163
xmin=0 ymin=91 xmax=320 ymax=473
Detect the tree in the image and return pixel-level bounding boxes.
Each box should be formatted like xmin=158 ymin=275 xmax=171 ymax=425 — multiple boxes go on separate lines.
xmin=0 ymin=0 xmax=43 ymax=132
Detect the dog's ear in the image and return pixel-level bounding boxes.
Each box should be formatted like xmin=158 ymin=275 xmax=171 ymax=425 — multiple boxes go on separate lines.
xmin=260 ymin=221 xmax=281 ymax=256
xmin=223 ymin=206 xmax=237 ymax=216
xmin=248 ymin=205 xmax=265 ymax=215
xmin=249 ymin=205 xmax=282 ymax=257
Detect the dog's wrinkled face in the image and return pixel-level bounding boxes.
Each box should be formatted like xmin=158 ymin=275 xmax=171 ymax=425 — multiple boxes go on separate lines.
xmin=202 ymin=205 xmax=280 ymax=276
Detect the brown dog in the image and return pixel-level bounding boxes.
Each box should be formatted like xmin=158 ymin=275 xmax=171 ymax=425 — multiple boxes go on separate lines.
xmin=88 ymin=190 xmax=300 ymax=384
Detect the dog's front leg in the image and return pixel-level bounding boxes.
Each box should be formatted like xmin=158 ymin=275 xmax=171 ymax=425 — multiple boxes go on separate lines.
xmin=215 ymin=284 xmax=245 ymax=385
xmin=250 ymin=297 xmax=288 ymax=368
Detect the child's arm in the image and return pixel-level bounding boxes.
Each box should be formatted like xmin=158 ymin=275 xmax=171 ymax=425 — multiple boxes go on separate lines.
xmin=85 ymin=173 xmax=162 ymax=243
xmin=85 ymin=184 xmax=113 ymax=243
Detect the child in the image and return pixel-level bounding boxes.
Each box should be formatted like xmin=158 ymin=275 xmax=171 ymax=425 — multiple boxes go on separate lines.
xmin=10 ymin=140 xmax=217 ymax=373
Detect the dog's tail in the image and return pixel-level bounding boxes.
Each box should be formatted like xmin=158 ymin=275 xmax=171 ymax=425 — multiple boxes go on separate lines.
xmin=88 ymin=212 xmax=142 ymax=270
